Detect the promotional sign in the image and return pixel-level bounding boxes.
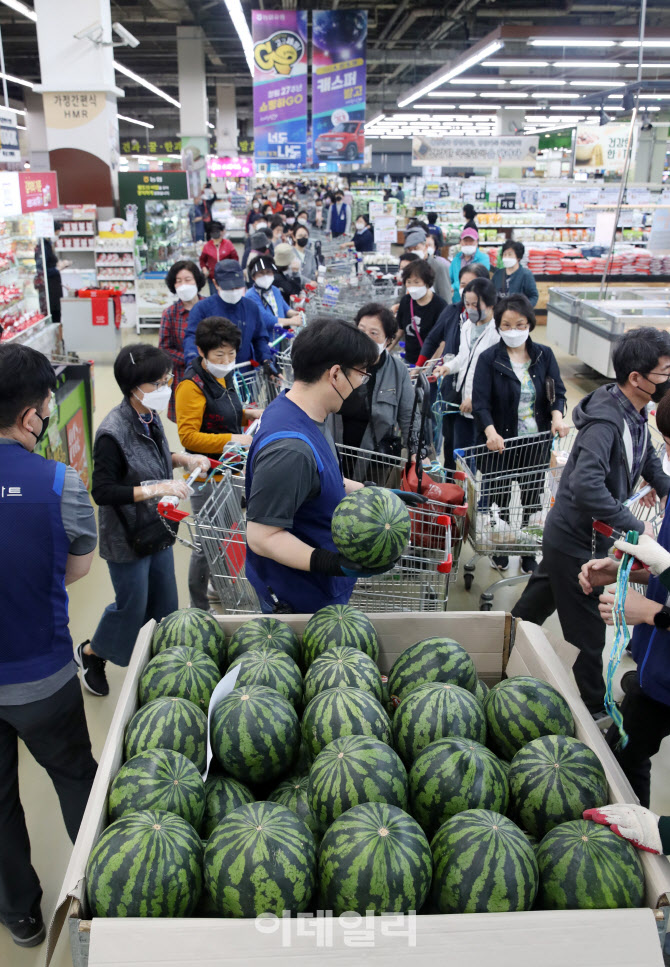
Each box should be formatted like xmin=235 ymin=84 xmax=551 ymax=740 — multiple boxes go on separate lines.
xmin=0 ymin=112 xmax=20 ymax=162
xmin=252 ymin=10 xmax=308 ymax=166
xmin=312 ymin=11 xmax=367 ymax=164
xmin=207 ymin=157 xmax=255 ymax=179
xmin=411 ymin=136 xmax=538 ymax=169
xmin=0 ymin=171 xmax=21 ymax=216
xmin=118 ymin=172 xmax=189 ymax=237
xmin=574 ymin=124 xmax=632 ymax=172
xmin=18 ymin=172 xmax=59 ymax=213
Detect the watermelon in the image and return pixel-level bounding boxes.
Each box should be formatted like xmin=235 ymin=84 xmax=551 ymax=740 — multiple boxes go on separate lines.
xmin=331 ymin=486 xmax=411 ymax=569
xmin=138 ymin=646 xmax=220 ymax=710
xmin=152 ymin=607 xmax=226 ymax=670
xmin=485 ymin=676 xmax=575 ymax=761
xmin=229 ymin=645 xmax=303 ymax=709
xmin=301 ymin=605 xmax=379 ymax=669
xmin=393 ymin=682 xmax=486 ymax=766
xmin=292 ymin=740 xmax=314 ymax=775
xmin=303 ymin=645 xmax=383 ymax=704
xmin=508 ymin=735 xmax=609 ymax=839
xmin=409 ymin=737 xmax=509 ymax=837
xmin=124 ymin=697 xmax=208 ymax=772
xmin=475 ymin=679 xmax=489 ymax=704
xmin=108 ymin=749 xmax=206 ymax=829
xmin=430 ymin=809 xmax=539 ymax=914
xmin=226 ymin=616 xmax=301 ymax=667
xmin=318 ymin=802 xmax=432 ymax=915
xmin=202 ymin=775 xmax=255 ymax=839
xmin=211 ymin=683 xmax=300 ymax=784
xmin=204 ymin=801 xmax=316 ymax=917
xmin=387 ymin=637 xmax=477 ymax=706
xmin=308 ymin=735 xmax=408 ymax=829
xmin=86 ymin=809 xmax=202 ymax=917
xmin=269 ymin=774 xmax=321 ymax=840
xmin=536 ymin=819 xmax=645 ymax=910
xmin=301 ymin=686 xmax=392 ymax=758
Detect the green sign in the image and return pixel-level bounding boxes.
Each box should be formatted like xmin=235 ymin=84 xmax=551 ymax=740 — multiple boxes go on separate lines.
xmin=118 ymin=171 xmax=189 ymax=237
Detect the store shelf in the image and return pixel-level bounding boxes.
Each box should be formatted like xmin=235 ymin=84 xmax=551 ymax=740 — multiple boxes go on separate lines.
xmin=58 ymin=231 xmax=95 ymax=237
xmin=0 ymin=296 xmax=25 ymax=312
xmin=0 ymin=264 xmax=18 ymax=283
xmin=0 ymin=314 xmax=46 ymax=344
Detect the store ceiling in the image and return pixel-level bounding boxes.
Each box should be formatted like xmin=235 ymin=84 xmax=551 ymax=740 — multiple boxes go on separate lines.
xmin=0 ymin=0 xmax=668 ymax=138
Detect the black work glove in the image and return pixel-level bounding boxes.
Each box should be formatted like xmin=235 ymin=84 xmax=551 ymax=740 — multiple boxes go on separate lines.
xmin=310 ymin=548 xmax=397 ymax=578
xmin=263 ymin=358 xmax=279 ymax=378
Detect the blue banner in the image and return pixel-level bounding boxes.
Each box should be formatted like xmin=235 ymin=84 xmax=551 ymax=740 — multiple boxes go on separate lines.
xmin=312 ymin=11 xmax=367 ymax=165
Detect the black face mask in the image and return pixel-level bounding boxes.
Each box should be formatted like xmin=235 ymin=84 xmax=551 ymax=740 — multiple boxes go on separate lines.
xmin=24 ymin=408 xmax=49 ymax=444
xmin=641 ymin=374 xmax=670 ymax=404
xmin=296 ymin=237 xmax=308 ymax=248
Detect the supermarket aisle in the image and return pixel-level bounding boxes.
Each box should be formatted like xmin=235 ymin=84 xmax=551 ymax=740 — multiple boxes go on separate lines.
xmin=3 ymin=339 xmax=670 ymax=966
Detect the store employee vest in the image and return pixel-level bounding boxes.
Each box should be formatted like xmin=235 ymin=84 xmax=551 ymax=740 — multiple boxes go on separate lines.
xmin=331 ymin=203 xmax=348 ymax=234
xmin=0 ymin=442 xmax=72 ymax=685
xmin=183 ymin=359 xmax=242 ymax=456
xmin=245 ymin=392 xmax=355 ymax=613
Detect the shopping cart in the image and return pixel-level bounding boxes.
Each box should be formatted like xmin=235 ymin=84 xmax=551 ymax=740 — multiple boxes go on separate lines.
xmin=232 ymin=364 xmax=281 ymax=409
xmin=455 ymin=428 xmax=578 ymax=610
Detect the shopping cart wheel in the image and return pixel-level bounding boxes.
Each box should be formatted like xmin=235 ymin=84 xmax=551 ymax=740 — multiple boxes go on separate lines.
xmin=480 ymin=603 xmax=492 ymax=612
xmin=620 ymin=670 xmax=636 ymax=696
xmin=463 ymin=563 xmax=475 ymax=592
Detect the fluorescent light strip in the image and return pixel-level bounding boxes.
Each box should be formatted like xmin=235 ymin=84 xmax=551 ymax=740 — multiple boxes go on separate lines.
xmin=551 ymin=60 xmax=621 ymax=68
xmin=117 ymin=113 xmax=154 ymax=129
xmin=222 ymin=0 xmax=255 ymax=73
xmin=509 ymin=78 xmax=566 ymax=85
xmin=482 ymin=59 xmax=549 ymax=68
xmin=620 ymin=40 xmax=670 ymax=48
xmin=494 ymin=92 xmax=530 ymax=99
xmin=365 ymin=114 xmax=385 ymax=128
xmin=426 ymin=91 xmax=476 ymax=98
xmin=624 ymin=62 xmax=670 ymax=69
xmin=0 ymin=71 xmax=33 ymax=88
xmin=419 ymin=102 xmax=456 ymax=108
xmin=531 ymin=91 xmax=582 ymax=99
xmin=0 ymin=0 xmax=36 ymax=21
xmin=529 ymin=39 xmax=616 ymax=47
xmin=448 ymin=76 xmax=508 ymax=85
xmin=398 ymin=39 xmax=503 ymax=107
xmin=569 ymin=80 xmax=624 ymax=87
xmin=114 ymin=61 xmax=181 ymax=107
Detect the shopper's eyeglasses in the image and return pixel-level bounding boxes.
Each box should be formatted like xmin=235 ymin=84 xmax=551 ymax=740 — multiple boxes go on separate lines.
xmin=349 ymin=367 xmax=371 ymax=384
xmin=644 ymin=372 xmax=670 ymax=381
xmin=148 ymin=375 xmax=174 ymax=389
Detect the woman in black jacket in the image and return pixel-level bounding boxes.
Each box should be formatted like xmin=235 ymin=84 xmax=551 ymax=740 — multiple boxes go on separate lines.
xmin=472 ymin=293 xmax=568 ymax=573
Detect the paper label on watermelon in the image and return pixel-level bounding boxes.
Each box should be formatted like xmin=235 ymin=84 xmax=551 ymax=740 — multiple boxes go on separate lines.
xmin=202 ymin=664 xmax=241 ymax=781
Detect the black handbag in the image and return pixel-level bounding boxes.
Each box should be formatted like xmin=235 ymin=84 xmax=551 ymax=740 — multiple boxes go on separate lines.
xmin=114 ymin=506 xmax=178 ymax=558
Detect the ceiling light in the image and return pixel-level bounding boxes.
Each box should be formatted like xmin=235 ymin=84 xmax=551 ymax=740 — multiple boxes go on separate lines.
xmin=117 ymin=113 xmax=154 ymax=129
xmin=546 ymin=104 xmax=588 ymax=110
xmin=510 ymin=78 xmax=566 ymax=85
xmin=465 ymin=103 xmax=500 ymax=110
xmin=419 ymin=102 xmax=456 ymax=109
xmin=483 ymin=59 xmax=549 ymax=68
xmin=366 ymin=114 xmax=385 ymax=127
xmin=640 ymin=93 xmax=670 ymax=99
xmin=221 ymin=0 xmax=255 ymax=73
xmin=0 ymin=0 xmax=36 ymax=21
xmin=569 ymin=80 xmax=623 ymax=87
xmin=494 ymin=92 xmax=530 ymax=98
xmin=427 ymin=92 xmax=476 ymax=98
xmin=114 ymin=61 xmax=181 ymax=107
xmin=208 ymin=122 xmax=214 ymax=129
xmin=529 ymin=39 xmax=616 ymax=47
xmin=448 ymin=77 xmax=507 ymax=85
xmin=0 ymin=71 xmax=33 ymax=88
xmin=551 ymin=61 xmax=621 ymax=68
xmin=624 ymin=62 xmax=670 ymax=69
xmin=398 ymin=39 xmax=503 ymax=107
xmin=620 ymin=40 xmax=670 ymax=48
xmin=532 ymin=92 xmax=581 ymax=99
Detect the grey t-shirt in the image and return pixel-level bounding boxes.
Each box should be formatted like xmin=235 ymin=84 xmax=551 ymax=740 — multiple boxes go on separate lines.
xmin=0 ymin=440 xmax=97 ymax=705
xmin=246 ymin=421 xmax=337 ymax=529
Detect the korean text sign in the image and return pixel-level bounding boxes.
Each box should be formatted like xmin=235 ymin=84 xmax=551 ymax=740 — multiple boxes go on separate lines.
xmin=411 ymin=136 xmax=539 ymax=169
xmin=312 ymin=11 xmax=367 ymax=164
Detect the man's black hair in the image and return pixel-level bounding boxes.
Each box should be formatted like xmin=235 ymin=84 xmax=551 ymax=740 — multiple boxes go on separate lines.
xmin=269 ymin=215 xmax=284 ymax=230
xmin=459 ymin=261 xmax=489 ymax=281
xmin=195 ymin=316 xmax=241 ymax=355
xmin=463 ymin=203 xmax=477 ymax=220
xmin=656 ymin=392 xmax=670 ymax=438
xmin=399 ymin=252 xmax=420 ymax=267
xmin=114 ymin=343 xmax=172 ymax=397
xmin=210 ymin=221 xmax=224 ymax=233
xmin=613 ymin=327 xmax=670 ymax=386
xmin=494 ymin=293 xmax=536 ymax=332
xmin=165 ymin=259 xmax=205 ymax=295
xmin=290 ymin=316 xmax=378 ymax=384
xmin=0 ymin=344 xmax=57 ymax=429
xmin=462 ymin=277 xmax=498 ymax=308
xmin=502 ymin=240 xmax=525 ymax=260
xmin=354 ymin=302 xmax=398 ymax=340
xmin=53 ymin=220 xmax=64 ymax=234
xmin=401 ymin=258 xmax=435 ymax=288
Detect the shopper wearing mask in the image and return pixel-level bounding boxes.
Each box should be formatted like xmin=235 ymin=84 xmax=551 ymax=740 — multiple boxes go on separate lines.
xmin=462 ymin=204 xmax=478 ymax=233
xmin=265 ymin=191 xmax=283 ymax=214
xmin=245 ymin=255 xmax=302 ymax=337
xmin=327 ymin=191 xmax=351 ymax=238
xmin=403 ymin=227 xmax=452 ymax=303
xmin=242 ymin=230 xmax=271 ymax=274
xmin=293 ymin=224 xmax=318 ymax=281
xmin=425 ymin=212 xmax=445 ymax=250
xmin=176 ymin=317 xmax=260 ymax=611
xmin=201 ymin=183 xmax=217 ymax=239
xmin=80 ymin=344 xmax=211 ymax=695
xmin=159 ymin=260 xmax=205 ymax=422
xmin=449 ymin=228 xmax=491 ymax=304
xmin=273 ymin=242 xmax=304 ymax=301
xmin=396 ymin=259 xmax=447 ymax=367
xmin=183 ymin=260 xmax=273 ymax=371
xmin=284 ymin=209 xmax=297 ymax=231
xmin=424 ymin=232 xmax=449 ymax=272
xmin=311 ymin=198 xmax=326 ymax=230
xmin=492 ymin=241 xmax=538 ymax=307
xmin=341 ymin=214 xmax=375 ymax=253
xmin=296 ymin=210 xmax=309 ymax=228
xmin=269 ymin=216 xmax=286 ymax=252
xmin=0 ymin=344 xmax=98 ymax=950
xmin=472 ymin=293 xmax=568 ymax=572
xmin=246 ymin=200 xmax=265 ymax=233
xmin=199 ymin=222 xmax=238 ymax=294
xmin=512 ymin=327 xmax=670 ymax=723
xmin=433 ymin=278 xmax=500 ymax=452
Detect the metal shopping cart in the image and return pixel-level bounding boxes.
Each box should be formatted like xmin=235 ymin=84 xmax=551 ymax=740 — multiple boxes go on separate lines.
xmin=455 ymin=428 xmax=578 ymax=610
xmin=232 ymin=364 xmax=281 ymax=409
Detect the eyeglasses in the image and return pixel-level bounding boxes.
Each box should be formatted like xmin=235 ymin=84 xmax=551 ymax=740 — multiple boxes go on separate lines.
xmin=349 ymin=367 xmax=370 ymax=384
xmin=645 ymin=371 xmax=670 ymax=379
xmin=148 ymin=375 xmax=173 ymax=389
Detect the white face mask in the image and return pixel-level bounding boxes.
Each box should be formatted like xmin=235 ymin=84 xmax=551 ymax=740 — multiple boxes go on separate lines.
xmin=425 ymin=245 xmax=435 ymax=256
xmin=664 ymin=452 xmax=670 ymax=476
xmin=355 ymin=223 xmax=366 ymax=232
xmin=501 ymin=329 xmax=529 ymax=348
xmin=461 ymin=245 xmax=477 ymax=256
xmin=412 ymin=247 xmax=426 ymax=260
xmin=255 ymin=274 xmax=274 ymax=290
xmin=375 ymin=340 xmax=387 ymax=356
xmin=176 ymin=283 xmax=198 ymax=302
xmin=253 ymin=202 xmax=260 ymax=209
xmin=219 ymin=287 xmax=246 ymax=305
xmin=407 ymin=285 xmax=427 ymax=300
xmin=137 ymin=384 xmax=171 ymax=412
xmin=286 ymin=217 xmax=295 ymax=225
xmin=256 ymin=222 xmax=268 ymax=231
xmin=206 ymin=359 xmax=236 ymax=378
xmin=502 ymin=256 xmax=517 ymax=269
xmin=298 ymin=218 xmax=308 ymax=226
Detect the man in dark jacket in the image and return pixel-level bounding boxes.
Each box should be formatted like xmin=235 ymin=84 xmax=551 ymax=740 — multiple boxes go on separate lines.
xmin=512 ymin=327 xmax=670 ymax=722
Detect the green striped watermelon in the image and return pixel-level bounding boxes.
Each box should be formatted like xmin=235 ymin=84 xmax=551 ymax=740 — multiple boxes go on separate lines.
xmin=409 ymin=737 xmax=509 ymax=837
xmin=86 ymin=809 xmax=202 ymax=917
xmin=387 ymin=637 xmax=477 ymax=707
xmin=485 ymin=676 xmax=575 ymax=761
xmin=269 ymin=774 xmax=321 ymax=840
xmin=509 ymin=735 xmax=609 ymax=839
xmin=536 ymin=819 xmax=645 ymax=909
xmin=152 ymin=608 xmax=226 ymax=670
xmin=108 ymin=749 xmax=205 ymax=829
xmin=308 ymin=735 xmax=408 ymax=829
xmin=226 ymin=617 xmax=301 ymax=667
xmin=204 ymin=801 xmax=316 ymax=916
xmin=393 ymin=682 xmax=486 ymax=766
xmin=124 ymin=697 xmax=208 ymax=772
xmin=331 ymin=486 xmax=411 ymax=569
xmin=229 ymin=645 xmax=303 ymax=709
xmin=138 ymin=646 xmax=220 ymax=710
xmin=301 ymin=686 xmax=392 ymax=758
xmin=292 ymin=740 xmax=314 ymax=775
xmin=430 ymin=809 xmax=539 ymax=914
xmin=318 ymin=802 xmax=432 ymax=915
xmin=211 ymin=683 xmax=300 ymax=784
xmin=301 ymin=605 xmax=379 ymax=669
xmin=202 ymin=775 xmax=255 ymax=839
xmin=475 ymin=679 xmax=489 ymax=704
xmin=303 ymin=645 xmax=383 ymax=704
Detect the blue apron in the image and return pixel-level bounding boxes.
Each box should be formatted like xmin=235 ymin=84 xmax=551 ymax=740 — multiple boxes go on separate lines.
xmin=631 ymin=509 xmax=670 ymax=704
xmin=330 ymin=204 xmax=348 ymax=235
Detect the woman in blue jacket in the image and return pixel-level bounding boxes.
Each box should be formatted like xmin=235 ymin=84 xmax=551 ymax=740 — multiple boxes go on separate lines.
xmin=491 ymin=241 xmax=539 ymax=307
xmin=472 ymin=293 xmax=568 ymax=573
xmin=244 ymin=254 xmax=302 ymax=340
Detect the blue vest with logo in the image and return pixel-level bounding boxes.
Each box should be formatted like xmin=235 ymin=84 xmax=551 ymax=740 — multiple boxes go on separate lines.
xmin=245 ymin=392 xmax=355 ymax=613
xmin=330 ymin=203 xmax=348 ymax=235
xmin=631 ymin=509 xmax=670 ymax=705
xmin=0 ymin=442 xmax=72 ymax=685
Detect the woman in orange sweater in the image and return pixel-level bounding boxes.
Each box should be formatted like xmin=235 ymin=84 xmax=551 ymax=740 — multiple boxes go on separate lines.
xmin=175 ymin=316 xmax=262 ymax=610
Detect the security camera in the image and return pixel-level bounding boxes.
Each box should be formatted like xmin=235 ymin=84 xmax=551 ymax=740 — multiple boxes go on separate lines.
xmin=74 ymin=22 xmax=105 ymax=45
xmin=74 ymin=20 xmax=140 ymax=49
xmin=113 ymin=23 xmax=140 ymax=49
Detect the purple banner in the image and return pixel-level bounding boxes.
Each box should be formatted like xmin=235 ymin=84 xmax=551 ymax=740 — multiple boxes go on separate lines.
xmin=312 ymin=11 xmax=367 ymax=165
xmin=252 ymin=10 xmax=307 ymax=166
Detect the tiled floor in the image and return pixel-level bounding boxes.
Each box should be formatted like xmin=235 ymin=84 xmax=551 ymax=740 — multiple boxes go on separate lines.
xmin=3 ymin=329 xmax=670 ymax=966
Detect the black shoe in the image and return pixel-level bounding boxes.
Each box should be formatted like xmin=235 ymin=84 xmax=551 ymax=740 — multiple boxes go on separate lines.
xmin=7 ymin=912 xmax=45 ymax=947
xmin=520 ymin=556 xmax=539 ymax=575
xmin=75 ymin=641 xmax=109 ymax=697
xmin=491 ymin=555 xmax=509 ymax=571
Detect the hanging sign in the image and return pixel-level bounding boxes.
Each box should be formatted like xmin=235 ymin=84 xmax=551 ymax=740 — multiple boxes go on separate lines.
xmin=312 ymin=11 xmax=367 ymax=165
xmin=574 ymin=125 xmax=633 ymax=173
xmin=412 ymin=136 xmax=539 ymax=168
xmin=0 ymin=112 xmax=19 ymax=161
xmin=18 ymin=171 xmax=58 ymax=212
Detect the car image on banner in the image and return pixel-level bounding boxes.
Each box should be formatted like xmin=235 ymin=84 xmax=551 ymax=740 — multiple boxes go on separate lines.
xmin=315 ymin=121 xmax=365 ymax=161
xmin=312 ymin=11 xmax=367 ymax=166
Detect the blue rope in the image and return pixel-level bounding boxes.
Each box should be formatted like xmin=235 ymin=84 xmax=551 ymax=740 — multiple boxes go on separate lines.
xmin=607 ymin=528 xmax=639 ymax=748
